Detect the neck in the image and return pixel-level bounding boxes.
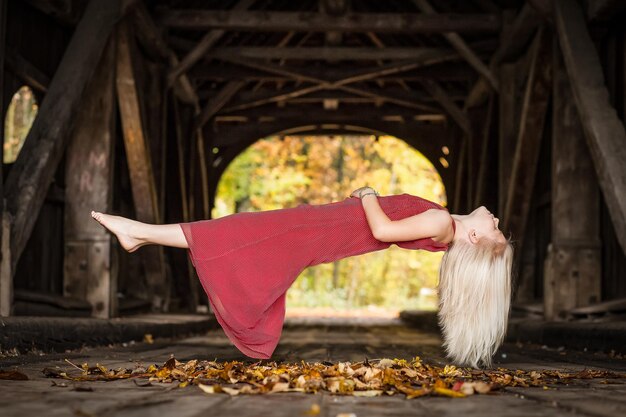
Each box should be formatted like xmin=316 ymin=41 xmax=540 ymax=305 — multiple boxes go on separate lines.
xmin=449 ymin=214 xmax=467 ymax=243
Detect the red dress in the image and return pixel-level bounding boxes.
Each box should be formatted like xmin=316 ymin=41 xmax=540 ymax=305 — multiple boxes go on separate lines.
xmin=179 ymin=193 xmax=454 ymax=359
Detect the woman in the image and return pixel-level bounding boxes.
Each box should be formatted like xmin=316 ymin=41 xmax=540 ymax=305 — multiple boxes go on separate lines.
xmin=91 ymin=186 xmax=513 ymax=368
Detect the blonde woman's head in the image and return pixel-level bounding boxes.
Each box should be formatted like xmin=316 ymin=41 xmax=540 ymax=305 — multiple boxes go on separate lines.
xmin=437 ymin=206 xmax=514 ymax=368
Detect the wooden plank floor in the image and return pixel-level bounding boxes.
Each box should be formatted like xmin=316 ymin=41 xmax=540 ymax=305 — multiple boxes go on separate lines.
xmin=1 ymin=319 xmax=625 ymax=416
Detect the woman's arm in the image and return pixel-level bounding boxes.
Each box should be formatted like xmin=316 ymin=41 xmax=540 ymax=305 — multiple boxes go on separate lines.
xmin=356 ymin=189 xmax=452 ymax=242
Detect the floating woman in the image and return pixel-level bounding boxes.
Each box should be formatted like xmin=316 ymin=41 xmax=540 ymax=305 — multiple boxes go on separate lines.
xmin=91 ymin=186 xmax=513 ymax=368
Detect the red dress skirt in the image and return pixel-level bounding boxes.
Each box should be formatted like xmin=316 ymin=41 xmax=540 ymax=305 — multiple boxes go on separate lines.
xmin=179 ymin=193 xmax=453 ymax=359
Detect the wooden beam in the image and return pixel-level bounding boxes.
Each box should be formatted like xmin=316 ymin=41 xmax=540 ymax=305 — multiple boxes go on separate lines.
xmin=168 ymin=0 xmax=256 ymax=87
xmin=215 ymin=104 xmax=435 ymax=120
xmin=5 ymin=48 xmax=50 ymax=93
xmin=544 ymin=40 xmax=601 ymax=320
xmin=412 ymin=0 xmax=498 ymax=91
xmin=158 ymin=10 xmax=501 ymax=33
xmin=3 ymin=0 xmax=122 ymax=275
xmin=502 ymin=29 xmax=552 ymax=254
xmin=195 ymin=80 xmax=246 ymax=130
xmin=132 ymin=2 xmax=198 ymax=106
xmin=224 ymin=57 xmax=456 ymax=86
xmin=554 ymin=0 xmax=626 ymax=253
xmin=211 ymin=120 xmax=445 ymax=147
xmin=464 ymin=4 xmax=540 ymax=109
xmin=211 ymin=47 xmax=457 ymax=61
xmin=207 ymin=88 xmax=466 ymax=104
xmin=419 ymin=79 xmax=471 ymax=134
xmin=189 ymin=62 xmax=474 ymax=82
xmin=116 ymin=21 xmax=168 ymax=310
xmin=218 ymin=57 xmax=455 ymax=113
xmin=64 ymin=38 xmax=117 ymax=319
xmin=216 ymin=112 xmax=442 ymax=125
xmin=222 ymin=85 xmax=440 ymax=114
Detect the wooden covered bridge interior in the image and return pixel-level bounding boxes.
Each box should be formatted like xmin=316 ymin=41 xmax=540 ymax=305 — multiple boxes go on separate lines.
xmin=0 ymin=0 xmax=625 ymax=323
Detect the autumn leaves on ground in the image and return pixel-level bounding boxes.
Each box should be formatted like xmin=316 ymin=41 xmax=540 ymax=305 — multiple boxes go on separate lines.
xmin=19 ymin=356 xmax=624 ymax=401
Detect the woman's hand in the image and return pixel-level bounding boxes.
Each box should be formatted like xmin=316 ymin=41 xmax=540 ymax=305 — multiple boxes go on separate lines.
xmin=350 ymin=186 xmax=374 ymax=198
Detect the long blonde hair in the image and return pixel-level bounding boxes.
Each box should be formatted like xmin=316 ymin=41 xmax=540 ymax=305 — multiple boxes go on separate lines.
xmin=437 ymin=237 xmax=514 ymax=368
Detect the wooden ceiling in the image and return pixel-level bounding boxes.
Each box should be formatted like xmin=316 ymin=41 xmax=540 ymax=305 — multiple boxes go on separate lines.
xmin=142 ymin=0 xmax=525 ymax=135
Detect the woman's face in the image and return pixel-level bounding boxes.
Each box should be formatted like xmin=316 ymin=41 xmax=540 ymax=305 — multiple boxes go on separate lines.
xmin=467 ymin=206 xmax=505 ymax=244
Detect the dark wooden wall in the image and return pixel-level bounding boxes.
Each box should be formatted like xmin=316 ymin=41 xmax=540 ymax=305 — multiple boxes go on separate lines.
xmin=3 ymin=2 xmax=71 ymax=297
xmin=516 ymin=9 xmax=626 ymax=304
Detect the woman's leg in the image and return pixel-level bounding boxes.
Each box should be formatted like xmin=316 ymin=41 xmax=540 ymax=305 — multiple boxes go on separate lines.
xmin=91 ymin=211 xmax=188 ymax=252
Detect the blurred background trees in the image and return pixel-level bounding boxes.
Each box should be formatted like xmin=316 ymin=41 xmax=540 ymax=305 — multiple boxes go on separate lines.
xmin=214 ymin=135 xmax=447 ymax=315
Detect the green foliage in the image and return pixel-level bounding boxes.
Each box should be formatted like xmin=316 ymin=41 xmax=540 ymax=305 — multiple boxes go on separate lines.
xmin=214 ymin=135 xmax=447 ymax=311
xmin=3 ymin=86 xmax=38 ymax=164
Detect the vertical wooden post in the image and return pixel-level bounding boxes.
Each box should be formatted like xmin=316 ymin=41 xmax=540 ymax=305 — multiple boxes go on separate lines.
xmin=498 ymin=63 xmax=520 ymax=216
xmin=543 ymin=42 xmax=602 ymax=320
xmin=502 ymin=28 xmax=552 ymax=266
xmin=116 ymin=21 xmax=168 ymax=310
xmin=0 ymin=0 xmax=10 ymax=316
xmin=554 ymin=0 xmax=626 ymax=253
xmin=64 ymin=38 xmax=117 ymax=318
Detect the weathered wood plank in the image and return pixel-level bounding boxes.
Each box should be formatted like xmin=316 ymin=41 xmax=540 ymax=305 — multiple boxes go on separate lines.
xmin=116 ymin=21 xmax=168 ymax=310
xmin=554 ymin=0 xmax=626 ymax=253
xmin=158 ymin=10 xmax=501 ymax=33
xmin=64 ymin=38 xmax=116 ymax=319
xmin=502 ymin=29 xmax=552 ymax=255
xmin=543 ymin=42 xmax=601 ymax=320
xmin=116 ymin=22 xmax=160 ymax=224
xmin=211 ymin=47 xmax=454 ymax=61
xmin=3 ymin=0 xmax=122 ymax=275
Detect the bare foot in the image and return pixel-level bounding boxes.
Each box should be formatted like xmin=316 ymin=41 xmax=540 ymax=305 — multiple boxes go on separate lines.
xmin=91 ymin=211 xmax=147 ymax=252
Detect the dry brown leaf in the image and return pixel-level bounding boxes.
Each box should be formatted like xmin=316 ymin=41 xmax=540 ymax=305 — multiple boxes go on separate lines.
xmin=37 ymin=356 xmax=626 ymax=400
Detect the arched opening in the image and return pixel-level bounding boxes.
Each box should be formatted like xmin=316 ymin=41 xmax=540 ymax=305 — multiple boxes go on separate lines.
xmin=214 ymin=134 xmax=447 ymax=318
xmin=3 ymin=86 xmax=38 ymax=164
